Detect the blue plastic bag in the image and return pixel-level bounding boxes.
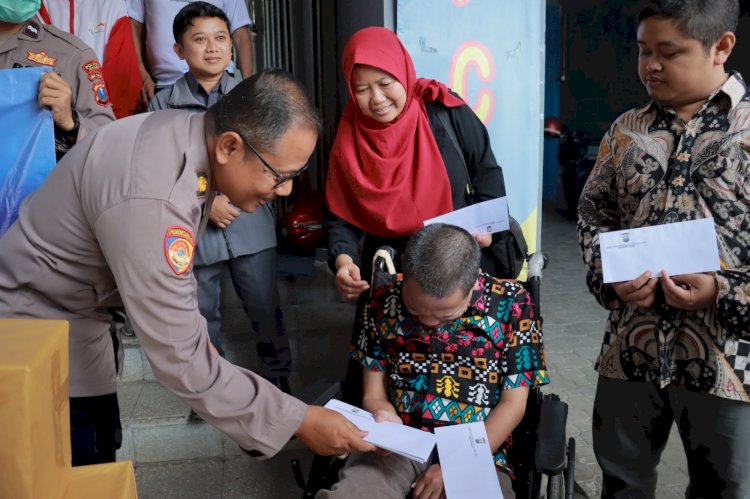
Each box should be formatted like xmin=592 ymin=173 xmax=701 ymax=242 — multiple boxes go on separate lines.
xmin=0 ymin=67 xmax=55 ymax=236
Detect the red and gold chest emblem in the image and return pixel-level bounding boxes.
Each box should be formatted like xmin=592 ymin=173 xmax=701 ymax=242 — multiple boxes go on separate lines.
xmin=27 ymin=50 xmax=56 ymax=66
xmin=164 ymin=226 xmax=194 ymax=275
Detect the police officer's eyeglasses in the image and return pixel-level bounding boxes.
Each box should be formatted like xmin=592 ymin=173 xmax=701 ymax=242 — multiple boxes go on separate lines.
xmin=243 ymin=139 xmax=309 ymax=189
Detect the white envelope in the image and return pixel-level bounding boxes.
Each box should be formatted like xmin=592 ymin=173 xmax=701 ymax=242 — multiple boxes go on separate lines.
xmin=424 ymin=197 xmax=510 ymax=235
xmin=435 ymin=422 xmax=503 ymax=498
xmin=324 ymin=399 xmax=436 ymax=463
xmin=599 ymin=218 xmax=720 ymax=283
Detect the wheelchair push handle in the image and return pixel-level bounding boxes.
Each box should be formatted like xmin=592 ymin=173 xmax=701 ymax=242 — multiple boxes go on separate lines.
xmin=527 ymin=252 xmax=548 ymax=280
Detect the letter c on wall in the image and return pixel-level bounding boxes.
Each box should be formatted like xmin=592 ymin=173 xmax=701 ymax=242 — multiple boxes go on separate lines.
xmin=448 ymin=41 xmax=495 ymax=124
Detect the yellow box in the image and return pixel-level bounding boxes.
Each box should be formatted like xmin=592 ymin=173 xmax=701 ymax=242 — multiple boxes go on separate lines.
xmin=0 ymin=319 xmax=71 ymax=499
xmin=64 ymin=461 xmax=138 ymax=499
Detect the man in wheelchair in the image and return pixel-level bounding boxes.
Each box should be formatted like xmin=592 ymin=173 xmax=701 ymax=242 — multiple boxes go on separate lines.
xmin=317 ymin=223 xmax=549 ymax=498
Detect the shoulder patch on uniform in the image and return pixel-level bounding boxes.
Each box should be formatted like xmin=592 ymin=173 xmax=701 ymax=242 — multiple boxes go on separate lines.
xmin=164 ymin=226 xmax=194 ymax=275
xmin=92 ymin=81 xmax=110 ymax=107
xmin=196 ymin=170 xmax=209 ymax=197
xmin=83 ymin=60 xmax=104 ymax=81
xmin=82 ymin=60 xmax=101 ymax=74
xmin=27 ymin=50 xmax=56 ymax=66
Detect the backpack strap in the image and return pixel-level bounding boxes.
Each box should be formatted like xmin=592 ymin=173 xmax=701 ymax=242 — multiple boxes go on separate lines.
xmin=430 ymin=103 xmax=529 ymax=279
xmin=431 ymin=104 xmax=474 ymax=199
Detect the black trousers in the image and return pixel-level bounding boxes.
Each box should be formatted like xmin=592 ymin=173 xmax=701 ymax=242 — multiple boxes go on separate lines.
xmin=593 ymin=376 xmax=750 ymax=499
xmin=69 ymin=393 xmax=122 ymax=466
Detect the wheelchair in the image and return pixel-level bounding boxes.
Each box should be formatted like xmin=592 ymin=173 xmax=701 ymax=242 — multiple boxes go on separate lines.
xmin=291 ymin=249 xmax=576 ymax=499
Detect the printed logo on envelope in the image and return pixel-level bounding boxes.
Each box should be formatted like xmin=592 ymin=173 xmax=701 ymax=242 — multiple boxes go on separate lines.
xmin=621 ymin=232 xmax=630 ymax=243
xmin=164 ymin=226 xmax=194 ymax=275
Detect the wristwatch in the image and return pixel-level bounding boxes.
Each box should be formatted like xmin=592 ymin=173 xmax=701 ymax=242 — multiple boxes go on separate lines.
xmin=64 ymin=109 xmax=80 ymax=141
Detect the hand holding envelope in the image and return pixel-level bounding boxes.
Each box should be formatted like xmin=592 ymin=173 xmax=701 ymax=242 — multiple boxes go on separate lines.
xmin=600 ymin=219 xmax=721 ymax=310
xmin=324 ymin=400 xmax=437 ymax=463
xmin=659 ymin=270 xmax=719 ymax=310
xmin=599 ymin=218 xmax=720 ymax=283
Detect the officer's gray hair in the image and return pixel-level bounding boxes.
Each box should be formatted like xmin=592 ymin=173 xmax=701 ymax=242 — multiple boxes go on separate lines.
xmin=207 ymin=69 xmax=322 ymax=153
xmin=402 ymin=224 xmax=480 ymax=298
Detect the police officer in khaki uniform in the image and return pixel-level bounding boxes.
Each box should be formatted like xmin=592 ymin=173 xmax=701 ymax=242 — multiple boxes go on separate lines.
xmin=0 ymin=1 xmax=115 ymax=159
xmin=0 ymin=70 xmax=375 ymax=464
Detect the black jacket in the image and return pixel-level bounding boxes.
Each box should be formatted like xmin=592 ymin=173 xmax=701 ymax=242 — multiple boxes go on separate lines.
xmin=326 ymin=100 xmax=508 ymax=281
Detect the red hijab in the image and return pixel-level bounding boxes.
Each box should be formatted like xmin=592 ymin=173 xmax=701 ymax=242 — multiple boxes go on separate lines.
xmin=325 ymin=27 xmax=464 ymax=238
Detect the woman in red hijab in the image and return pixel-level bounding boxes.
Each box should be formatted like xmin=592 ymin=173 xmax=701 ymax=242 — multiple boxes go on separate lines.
xmin=326 ymin=27 xmax=507 ymax=300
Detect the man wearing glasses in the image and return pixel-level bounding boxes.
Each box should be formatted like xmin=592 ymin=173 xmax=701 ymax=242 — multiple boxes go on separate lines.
xmin=0 ymin=70 xmax=376 ymax=465
xmin=147 ymin=3 xmax=294 ymax=396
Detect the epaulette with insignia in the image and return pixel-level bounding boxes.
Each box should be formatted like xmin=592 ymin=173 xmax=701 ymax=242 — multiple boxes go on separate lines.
xmin=22 ymin=21 xmax=40 ymax=39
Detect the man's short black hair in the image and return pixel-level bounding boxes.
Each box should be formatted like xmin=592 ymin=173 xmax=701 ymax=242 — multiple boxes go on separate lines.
xmin=207 ymin=69 xmax=322 ymax=154
xmin=173 ymin=1 xmax=231 ymax=44
xmin=402 ymin=224 xmax=480 ymax=298
xmin=638 ymin=0 xmax=739 ymax=50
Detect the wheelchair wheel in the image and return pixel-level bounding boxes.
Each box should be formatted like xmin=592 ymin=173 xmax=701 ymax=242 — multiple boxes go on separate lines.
xmin=546 ymin=473 xmax=564 ymax=499
xmin=565 ymin=437 xmax=576 ymax=499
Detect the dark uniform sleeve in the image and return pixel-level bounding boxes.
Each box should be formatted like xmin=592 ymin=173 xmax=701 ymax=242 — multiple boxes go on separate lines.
xmin=93 ymin=197 xmax=307 ymax=458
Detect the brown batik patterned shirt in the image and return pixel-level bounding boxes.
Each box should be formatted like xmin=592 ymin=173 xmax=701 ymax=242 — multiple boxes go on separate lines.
xmin=578 ymin=72 xmax=750 ymax=403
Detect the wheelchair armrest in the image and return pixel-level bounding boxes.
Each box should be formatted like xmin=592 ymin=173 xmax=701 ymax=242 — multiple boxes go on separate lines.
xmin=534 ymin=394 xmax=568 ymax=475
xmin=296 ymin=378 xmax=343 ymax=406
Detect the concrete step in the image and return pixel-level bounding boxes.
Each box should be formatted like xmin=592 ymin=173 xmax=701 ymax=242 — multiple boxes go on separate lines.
xmin=117 ymin=379 xmax=239 ymax=465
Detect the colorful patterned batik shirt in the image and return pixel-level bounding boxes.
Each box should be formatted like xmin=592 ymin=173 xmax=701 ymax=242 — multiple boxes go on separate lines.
xmin=349 ymin=272 xmax=549 ymax=475
xmin=578 ymin=72 xmax=750 ymax=403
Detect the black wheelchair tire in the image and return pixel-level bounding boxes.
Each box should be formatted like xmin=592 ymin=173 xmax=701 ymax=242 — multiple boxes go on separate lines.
xmin=546 ymin=473 xmax=565 ymax=499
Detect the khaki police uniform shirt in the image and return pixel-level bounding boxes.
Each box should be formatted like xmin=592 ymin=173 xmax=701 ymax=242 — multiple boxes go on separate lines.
xmin=0 ymin=20 xmax=115 ymax=148
xmin=147 ymin=72 xmax=277 ymax=264
xmin=0 ymin=110 xmax=307 ymax=458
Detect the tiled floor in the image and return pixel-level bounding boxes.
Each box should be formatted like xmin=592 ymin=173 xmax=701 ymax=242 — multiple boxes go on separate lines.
xmin=118 ymin=204 xmax=690 ymax=498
